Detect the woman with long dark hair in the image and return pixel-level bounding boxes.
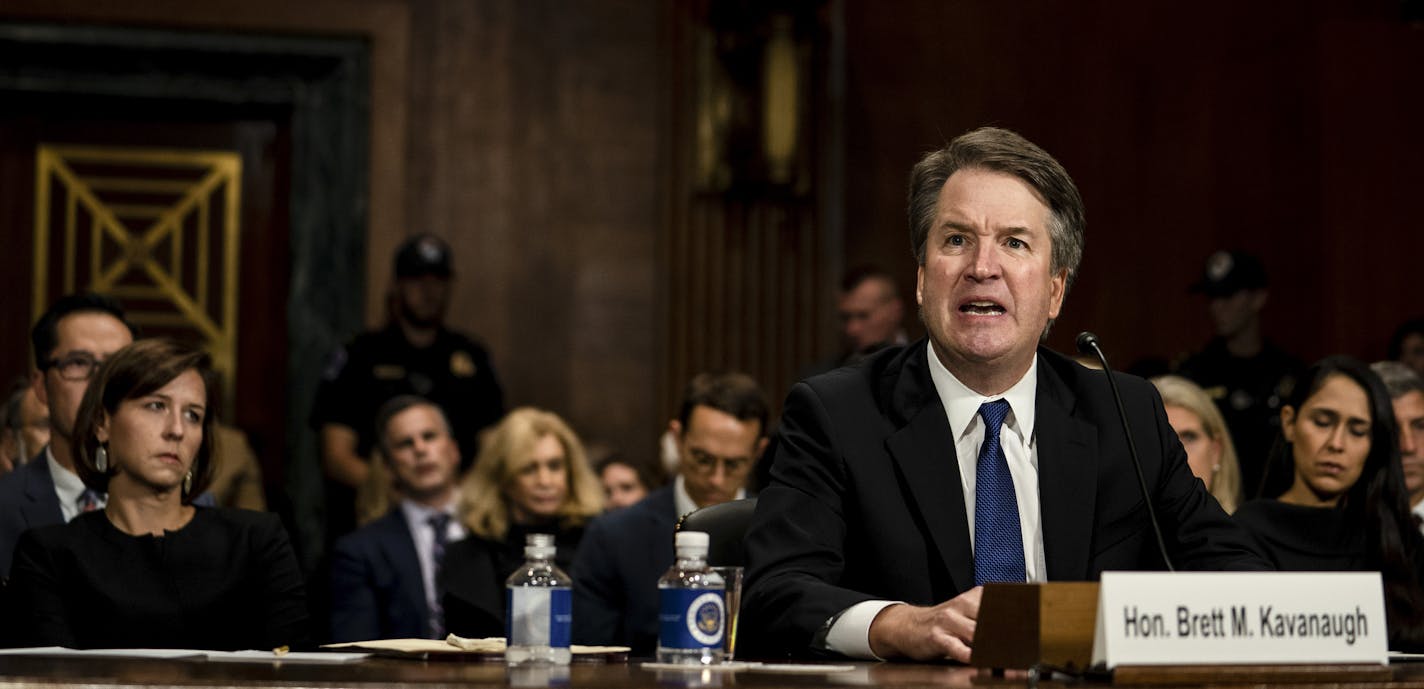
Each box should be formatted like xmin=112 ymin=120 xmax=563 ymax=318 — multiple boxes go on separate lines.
xmin=1236 ymin=355 xmax=1424 ymax=649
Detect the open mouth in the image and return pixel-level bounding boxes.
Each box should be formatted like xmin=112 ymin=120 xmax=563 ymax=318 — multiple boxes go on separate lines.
xmin=959 ymin=300 xmax=1006 ymax=316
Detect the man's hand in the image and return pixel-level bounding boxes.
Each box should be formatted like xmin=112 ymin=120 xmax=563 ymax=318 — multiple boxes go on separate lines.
xmin=867 ymin=587 xmax=982 ymax=662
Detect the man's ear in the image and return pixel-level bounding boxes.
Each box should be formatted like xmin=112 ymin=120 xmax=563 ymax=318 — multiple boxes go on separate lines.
xmin=755 ymin=437 xmax=769 ymax=459
xmin=30 ymin=368 xmax=47 ymax=407
xmin=668 ymin=419 xmax=683 ymax=439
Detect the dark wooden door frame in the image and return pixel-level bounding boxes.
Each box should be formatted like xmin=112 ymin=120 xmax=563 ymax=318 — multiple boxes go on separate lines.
xmin=0 ymin=21 xmax=368 ymax=566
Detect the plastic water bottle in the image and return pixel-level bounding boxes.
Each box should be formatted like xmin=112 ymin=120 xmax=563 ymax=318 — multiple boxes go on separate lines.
xmin=505 ymin=533 xmax=572 ymax=666
xmin=657 ymin=531 xmax=726 ymax=664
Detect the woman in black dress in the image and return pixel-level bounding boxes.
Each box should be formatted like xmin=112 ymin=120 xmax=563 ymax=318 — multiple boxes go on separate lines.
xmin=441 ymin=407 xmax=603 ymax=638
xmin=1235 ymin=355 xmax=1424 ymax=649
xmin=9 ymin=339 xmax=308 ymax=650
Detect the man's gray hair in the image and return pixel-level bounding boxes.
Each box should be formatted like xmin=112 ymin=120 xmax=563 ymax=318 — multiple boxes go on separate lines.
xmin=1371 ymin=360 xmax=1424 ymax=400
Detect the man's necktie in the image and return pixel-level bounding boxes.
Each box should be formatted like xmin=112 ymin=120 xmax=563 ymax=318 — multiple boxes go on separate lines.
xmin=427 ymin=513 xmax=452 ymax=638
xmin=77 ymin=489 xmax=101 ymax=514
xmin=973 ymin=399 xmax=1026 ymax=586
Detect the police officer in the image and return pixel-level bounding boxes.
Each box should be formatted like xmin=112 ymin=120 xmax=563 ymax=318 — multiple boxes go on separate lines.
xmin=311 ymin=234 xmax=504 ymax=541
xmin=1176 ymin=250 xmax=1302 ymax=498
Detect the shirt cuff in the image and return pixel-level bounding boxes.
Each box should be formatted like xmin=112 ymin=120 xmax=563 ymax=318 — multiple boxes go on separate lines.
xmin=823 ymin=600 xmax=900 ymax=660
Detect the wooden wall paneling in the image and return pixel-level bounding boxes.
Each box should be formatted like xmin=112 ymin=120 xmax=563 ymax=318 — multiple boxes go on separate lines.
xmin=662 ymin=1 xmax=837 ymax=433
xmin=842 ymin=0 xmax=1421 ymax=372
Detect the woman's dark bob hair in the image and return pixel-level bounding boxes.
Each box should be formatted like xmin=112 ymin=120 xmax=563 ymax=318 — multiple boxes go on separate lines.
xmin=72 ymin=339 xmax=218 ymax=504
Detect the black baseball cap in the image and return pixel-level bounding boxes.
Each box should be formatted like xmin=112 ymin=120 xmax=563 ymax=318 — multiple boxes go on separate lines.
xmin=394 ymin=234 xmax=452 ymax=279
xmin=1190 ymin=250 xmax=1267 ymax=298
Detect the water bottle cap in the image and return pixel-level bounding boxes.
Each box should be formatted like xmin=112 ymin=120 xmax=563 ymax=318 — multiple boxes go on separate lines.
xmin=675 ymin=531 xmax=709 ymax=553
xmin=525 ymin=533 xmax=556 ymax=559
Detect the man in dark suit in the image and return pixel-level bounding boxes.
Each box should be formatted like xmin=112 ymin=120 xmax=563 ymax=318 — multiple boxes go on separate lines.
xmin=741 ymin=127 xmax=1268 ymax=662
xmin=328 ymin=396 xmax=464 ymax=642
xmin=0 ymin=293 xmax=133 ymax=579
xmin=572 ymin=372 xmax=769 ymax=653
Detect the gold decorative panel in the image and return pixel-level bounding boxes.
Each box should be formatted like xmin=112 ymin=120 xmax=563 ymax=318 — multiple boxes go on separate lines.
xmin=32 ymin=145 xmax=242 ymax=414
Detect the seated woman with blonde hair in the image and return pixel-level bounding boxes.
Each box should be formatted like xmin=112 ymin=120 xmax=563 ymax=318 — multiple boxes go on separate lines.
xmin=441 ymin=407 xmax=603 ymax=637
xmin=1151 ymin=375 xmax=1243 ymax=513
xmin=9 ymin=339 xmax=308 ymax=649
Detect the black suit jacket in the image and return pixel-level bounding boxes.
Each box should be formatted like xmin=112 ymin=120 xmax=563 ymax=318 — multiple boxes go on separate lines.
xmin=328 ymin=508 xmax=429 ymax=642
xmin=442 ymin=523 xmax=585 ymax=639
xmin=741 ymin=341 xmax=1268 ymax=658
xmin=571 ymin=486 xmax=677 ymax=653
xmin=0 ymin=450 xmax=63 ymax=579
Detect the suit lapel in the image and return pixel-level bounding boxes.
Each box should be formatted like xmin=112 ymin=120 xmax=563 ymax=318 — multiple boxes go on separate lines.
xmin=21 ymin=453 xmax=64 ymax=526
xmin=379 ymin=510 xmax=430 ymax=624
xmin=884 ymin=344 xmax=974 ymax=594
xmin=1034 ymin=353 xmax=1098 ymax=581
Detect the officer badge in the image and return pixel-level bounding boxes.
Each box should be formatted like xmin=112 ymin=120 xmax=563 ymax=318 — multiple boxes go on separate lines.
xmin=451 ymin=351 xmax=477 ymax=377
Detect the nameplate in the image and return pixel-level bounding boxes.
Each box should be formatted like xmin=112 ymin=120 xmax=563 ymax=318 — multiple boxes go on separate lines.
xmin=1091 ymin=572 xmax=1387 ymax=668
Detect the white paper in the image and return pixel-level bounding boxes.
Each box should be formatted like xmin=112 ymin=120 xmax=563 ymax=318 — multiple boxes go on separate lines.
xmin=0 ymin=647 xmax=205 ymax=659
xmin=204 ymin=650 xmax=370 ymax=663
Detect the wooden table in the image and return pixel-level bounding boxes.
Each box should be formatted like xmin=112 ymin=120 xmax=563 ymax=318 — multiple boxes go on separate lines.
xmin=2 ymin=656 xmax=1424 ymax=689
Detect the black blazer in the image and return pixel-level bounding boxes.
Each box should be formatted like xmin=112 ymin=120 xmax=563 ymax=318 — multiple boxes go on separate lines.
xmin=442 ymin=522 xmax=584 ymax=639
xmin=0 ymin=450 xmax=63 ymax=579
xmin=9 ymin=507 xmax=308 ymax=650
xmin=328 ymin=508 xmax=429 ymax=642
xmin=571 ymin=486 xmax=677 ymax=653
xmin=741 ymin=341 xmax=1269 ymax=657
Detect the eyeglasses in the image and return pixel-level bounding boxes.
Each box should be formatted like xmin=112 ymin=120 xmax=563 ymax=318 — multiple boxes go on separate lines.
xmin=43 ymin=352 xmax=103 ymax=382
xmin=684 ymin=448 xmax=752 ymax=477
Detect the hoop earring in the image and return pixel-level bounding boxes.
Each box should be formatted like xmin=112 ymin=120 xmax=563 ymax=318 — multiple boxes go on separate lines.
xmin=183 ymin=471 xmax=193 ymax=496
xmin=95 ymin=445 xmax=108 ymax=473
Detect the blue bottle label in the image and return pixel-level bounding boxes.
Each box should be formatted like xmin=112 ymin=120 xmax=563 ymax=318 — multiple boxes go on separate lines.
xmin=506 ymin=587 xmax=571 ymax=648
xmin=658 ymin=588 xmax=725 ymax=649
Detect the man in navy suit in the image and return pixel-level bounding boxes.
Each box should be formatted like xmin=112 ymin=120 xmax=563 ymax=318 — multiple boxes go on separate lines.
xmin=328 ymin=395 xmax=464 ymax=642
xmin=741 ymin=127 xmax=1269 ymax=661
xmin=572 ymin=372 xmax=769 ymax=653
xmin=0 ymin=293 xmax=133 ymax=579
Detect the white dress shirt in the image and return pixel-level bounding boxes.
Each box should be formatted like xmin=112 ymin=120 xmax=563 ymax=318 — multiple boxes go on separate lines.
xmin=48 ymin=446 xmax=104 ymax=522
xmin=1413 ymin=500 xmax=1424 ymax=536
xmin=399 ymin=496 xmax=466 ymax=616
xmin=824 ymin=341 xmax=1048 ymax=659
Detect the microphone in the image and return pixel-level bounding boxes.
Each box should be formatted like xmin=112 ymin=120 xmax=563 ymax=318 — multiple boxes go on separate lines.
xmin=1075 ymin=332 xmax=1176 ymax=572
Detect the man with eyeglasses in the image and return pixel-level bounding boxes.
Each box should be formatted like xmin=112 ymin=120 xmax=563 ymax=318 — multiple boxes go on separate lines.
xmin=572 ymin=371 xmax=769 ymax=653
xmin=0 ymin=293 xmax=133 ymax=578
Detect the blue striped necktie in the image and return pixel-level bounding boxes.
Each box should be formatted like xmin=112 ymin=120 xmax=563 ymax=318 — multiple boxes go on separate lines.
xmin=973 ymin=399 xmax=1026 ymax=586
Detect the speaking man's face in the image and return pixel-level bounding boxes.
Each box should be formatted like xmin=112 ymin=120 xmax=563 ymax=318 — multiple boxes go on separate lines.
xmin=916 ymin=167 xmax=1065 ymax=378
